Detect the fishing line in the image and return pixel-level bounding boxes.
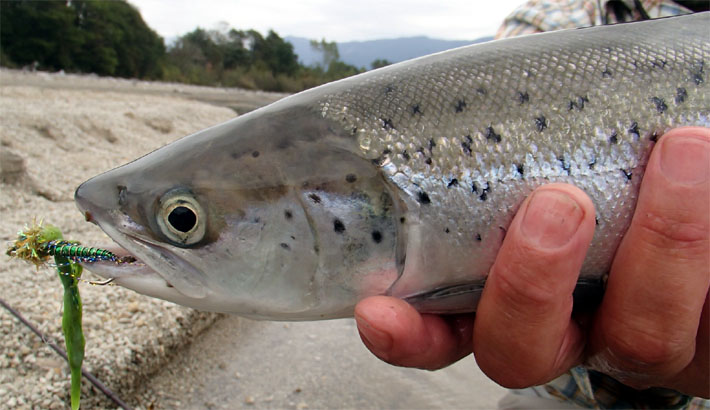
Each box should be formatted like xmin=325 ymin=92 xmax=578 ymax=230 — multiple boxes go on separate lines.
xmin=0 ymin=297 xmax=132 ymax=410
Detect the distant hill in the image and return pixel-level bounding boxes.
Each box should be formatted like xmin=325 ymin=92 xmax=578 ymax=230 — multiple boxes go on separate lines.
xmin=286 ymin=35 xmax=493 ymax=69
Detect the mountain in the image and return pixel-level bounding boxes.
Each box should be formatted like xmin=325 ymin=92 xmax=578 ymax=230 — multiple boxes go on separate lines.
xmin=286 ymin=35 xmax=493 ymax=69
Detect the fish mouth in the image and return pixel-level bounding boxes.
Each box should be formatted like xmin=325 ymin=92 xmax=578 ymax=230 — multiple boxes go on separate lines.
xmin=79 ymin=249 xmax=179 ymax=295
xmin=79 ymin=219 xmax=209 ymax=300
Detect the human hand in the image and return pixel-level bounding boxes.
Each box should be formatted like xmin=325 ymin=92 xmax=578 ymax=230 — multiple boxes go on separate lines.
xmin=354 ymin=127 xmax=709 ymax=398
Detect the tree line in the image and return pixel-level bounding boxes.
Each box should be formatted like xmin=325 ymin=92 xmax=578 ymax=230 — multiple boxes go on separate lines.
xmin=0 ymin=0 xmax=370 ymax=92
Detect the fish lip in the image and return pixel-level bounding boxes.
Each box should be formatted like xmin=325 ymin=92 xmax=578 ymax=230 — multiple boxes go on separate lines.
xmin=81 ymin=215 xmax=209 ymax=299
xmin=77 ymin=242 xmax=162 ymax=283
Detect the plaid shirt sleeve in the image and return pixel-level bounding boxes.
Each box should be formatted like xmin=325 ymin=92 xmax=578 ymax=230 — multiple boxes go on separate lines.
xmin=495 ymin=0 xmax=693 ymax=39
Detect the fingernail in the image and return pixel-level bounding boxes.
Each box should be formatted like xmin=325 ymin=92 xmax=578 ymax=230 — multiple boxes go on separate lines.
xmin=355 ymin=316 xmax=392 ymax=355
xmin=521 ymin=190 xmax=584 ymax=249
xmin=660 ymin=136 xmax=710 ymax=185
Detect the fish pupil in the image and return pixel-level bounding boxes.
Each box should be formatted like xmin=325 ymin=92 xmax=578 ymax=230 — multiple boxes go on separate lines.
xmin=168 ymin=206 xmax=197 ymax=233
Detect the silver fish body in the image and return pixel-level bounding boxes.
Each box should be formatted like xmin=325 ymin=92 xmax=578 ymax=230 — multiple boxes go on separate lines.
xmin=75 ymin=13 xmax=709 ymax=320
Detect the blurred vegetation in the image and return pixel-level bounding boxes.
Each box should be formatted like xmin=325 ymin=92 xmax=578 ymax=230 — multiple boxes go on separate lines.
xmin=0 ymin=0 xmax=365 ymax=92
xmin=371 ymin=59 xmax=392 ymax=70
xmin=164 ymin=28 xmax=362 ymax=92
xmin=1 ymin=0 xmax=165 ymax=78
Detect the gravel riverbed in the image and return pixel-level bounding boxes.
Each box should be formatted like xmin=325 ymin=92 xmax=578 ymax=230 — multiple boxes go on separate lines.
xmin=0 ymin=68 xmax=283 ymax=408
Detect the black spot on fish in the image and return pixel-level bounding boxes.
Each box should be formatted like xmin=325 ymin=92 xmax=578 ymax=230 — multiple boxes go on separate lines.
xmin=517 ymin=91 xmax=529 ymax=104
xmin=309 ymin=193 xmax=322 ymax=204
xmin=428 ymin=139 xmax=436 ymax=152
xmin=478 ymin=182 xmax=490 ymax=201
xmin=476 ymin=233 xmax=482 ymax=241
xmin=471 ymin=181 xmax=478 ymax=194
xmin=381 ymin=118 xmax=395 ymax=130
xmin=628 ymin=122 xmax=640 ymax=139
xmin=352 ymin=127 xmax=358 ymax=135
xmin=280 ymin=243 xmax=290 ymax=250
xmin=690 ymin=61 xmax=704 ymax=85
xmin=675 ymin=87 xmax=687 ymax=104
xmin=651 ymin=59 xmax=667 ymax=70
xmin=412 ymin=104 xmax=422 ymax=115
xmin=290 ymin=235 xmax=296 ymax=240
xmin=371 ymin=231 xmax=383 ymax=243
xmin=650 ymin=131 xmax=659 ymax=142
xmin=535 ymin=115 xmax=547 ymax=132
xmin=602 ymin=67 xmax=612 ymax=78
xmin=651 ymin=97 xmax=667 ymax=114
xmin=400 ymin=217 xmax=406 ymax=224
xmin=251 ymin=150 xmax=260 ymax=158
xmin=371 ymin=149 xmax=392 ymax=166
xmin=447 ymin=178 xmax=459 ymax=188
xmin=284 ymin=210 xmax=293 ymax=219
xmin=401 ymin=150 xmax=410 ymax=161
xmin=621 ymin=169 xmax=632 ymax=181
xmin=516 ymin=164 xmax=524 ymax=176
xmin=461 ymin=138 xmax=472 ymax=156
xmin=485 ymin=126 xmax=501 ymax=143
xmin=476 ymin=87 xmax=487 ymax=95
xmin=588 ymin=156 xmax=596 ymax=169
xmin=455 ymin=99 xmax=466 ymax=113
xmin=608 ymin=130 xmax=618 ymax=144
xmin=595 ymin=217 xmax=600 ymax=226
xmin=333 ymin=219 xmax=345 ymax=233
xmin=345 ymin=174 xmax=357 ymax=183
xmin=277 ymin=138 xmax=292 ymax=150
xmin=569 ymin=95 xmax=589 ymax=111
xmin=558 ymin=156 xmax=571 ymax=175
xmin=444 ymin=227 xmax=450 ymax=234
xmin=417 ymin=191 xmax=431 ymax=205
xmin=425 ymin=157 xmax=432 ymax=165
xmin=314 ymin=245 xmax=320 ymax=254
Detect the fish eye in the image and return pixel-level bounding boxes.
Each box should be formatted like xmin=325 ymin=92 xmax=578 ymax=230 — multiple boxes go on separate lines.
xmin=156 ymin=190 xmax=206 ymax=246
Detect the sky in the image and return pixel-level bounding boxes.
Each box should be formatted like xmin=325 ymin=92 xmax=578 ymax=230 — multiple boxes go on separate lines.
xmin=128 ymin=0 xmax=526 ymax=43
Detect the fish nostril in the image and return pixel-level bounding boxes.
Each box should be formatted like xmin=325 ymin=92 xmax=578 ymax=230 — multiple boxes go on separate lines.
xmin=117 ymin=185 xmax=127 ymax=206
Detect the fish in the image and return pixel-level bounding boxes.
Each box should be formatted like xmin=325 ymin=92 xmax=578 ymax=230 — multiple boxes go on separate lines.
xmin=75 ymin=13 xmax=709 ymax=320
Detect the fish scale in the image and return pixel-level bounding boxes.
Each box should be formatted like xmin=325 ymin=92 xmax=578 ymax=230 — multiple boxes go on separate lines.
xmin=74 ymin=13 xmax=708 ymax=319
xmin=314 ymin=13 xmax=708 ymax=304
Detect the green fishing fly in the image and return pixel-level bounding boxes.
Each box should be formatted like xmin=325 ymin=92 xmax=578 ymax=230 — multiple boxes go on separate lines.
xmin=41 ymin=240 xmax=117 ymax=263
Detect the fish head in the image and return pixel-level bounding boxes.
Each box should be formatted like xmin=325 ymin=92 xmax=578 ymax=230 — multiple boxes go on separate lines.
xmin=75 ymin=103 xmax=404 ymax=320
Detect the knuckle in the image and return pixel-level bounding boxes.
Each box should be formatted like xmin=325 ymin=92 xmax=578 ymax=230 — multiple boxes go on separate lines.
xmin=636 ymin=210 xmax=709 ymax=252
xmin=603 ymin=322 xmax=692 ymax=372
xmin=494 ymin=248 xmax=573 ymax=309
xmin=495 ymin=260 xmax=562 ymax=307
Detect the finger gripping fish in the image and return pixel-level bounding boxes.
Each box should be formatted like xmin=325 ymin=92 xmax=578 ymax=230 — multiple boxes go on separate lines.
xmin=75 ymin=13 xmax=709 ymax=320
